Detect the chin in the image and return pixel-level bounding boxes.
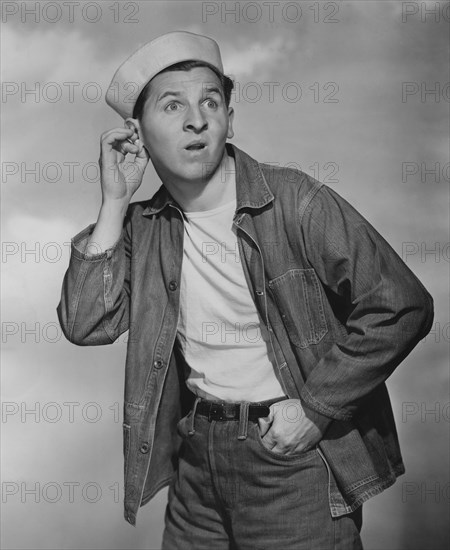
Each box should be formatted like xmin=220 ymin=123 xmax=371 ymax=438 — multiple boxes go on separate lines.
xmin=182 ymin=168 xmax=215 ymax=183
xmin=185 ymin=159 xmax=222 ymax=181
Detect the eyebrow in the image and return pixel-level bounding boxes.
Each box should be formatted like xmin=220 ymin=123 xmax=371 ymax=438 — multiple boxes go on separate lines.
xmin=156 ymin=90 xmax=182 ymax=103
xmin=156 ymin=85 xmax=223 ymax=104
xmin=203 ymin=85 xmax=222 ymax=96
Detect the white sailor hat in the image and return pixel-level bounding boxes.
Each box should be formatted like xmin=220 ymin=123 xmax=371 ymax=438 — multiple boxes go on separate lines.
xmin=105 ymin=31 xmax=224 ymax=119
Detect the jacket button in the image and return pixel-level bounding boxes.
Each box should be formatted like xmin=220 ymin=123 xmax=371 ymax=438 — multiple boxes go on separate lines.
xmin=154 ymin=360 xmax=164 ymax=369
xmin=140 ymin=442 xmax=150 ymax=454
xmin=169 ymin=281 xmax=178 ymax=291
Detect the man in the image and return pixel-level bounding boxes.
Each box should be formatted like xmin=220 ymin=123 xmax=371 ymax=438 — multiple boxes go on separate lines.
xmin=57 ymin=31 xmax=433 ymax=549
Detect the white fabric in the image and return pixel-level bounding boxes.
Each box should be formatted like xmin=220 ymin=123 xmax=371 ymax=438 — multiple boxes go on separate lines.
xmin=176 ymin=198 xmax=286 ymax=402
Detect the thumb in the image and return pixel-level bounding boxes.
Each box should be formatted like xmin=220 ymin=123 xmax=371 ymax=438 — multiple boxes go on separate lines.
xmin=258 ymin=408 xmax=274 ymax=437
xmin=134 ymin=140 xmax=150 ymax=163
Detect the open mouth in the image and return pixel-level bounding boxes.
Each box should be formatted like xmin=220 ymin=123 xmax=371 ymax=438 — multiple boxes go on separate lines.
xmin=185 ymin=143 xmax=207 ymax=151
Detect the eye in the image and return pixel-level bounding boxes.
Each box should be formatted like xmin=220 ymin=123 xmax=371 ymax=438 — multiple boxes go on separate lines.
xmin=165 ymin=102 xmax=180 ymax=112
xmin=204 ymin=98 xmax=218 ymax=109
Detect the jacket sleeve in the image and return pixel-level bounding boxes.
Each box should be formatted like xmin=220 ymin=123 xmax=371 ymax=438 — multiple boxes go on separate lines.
xmin=56 ymin=215 xmax=132 ymax=346
xmin=298 ymin=184 xmax=434 ymax=421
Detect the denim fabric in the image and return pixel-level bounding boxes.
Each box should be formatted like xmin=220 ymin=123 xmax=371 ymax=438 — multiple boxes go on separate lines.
xmin=162 ymin=396 xmax=363 ymax=550
xmin=57 ymin=144 xmax=434 ymax=526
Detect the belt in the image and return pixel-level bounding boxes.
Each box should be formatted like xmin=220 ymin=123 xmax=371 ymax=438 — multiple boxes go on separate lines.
xmin=195 ymin=400 xmax=271 ymax=422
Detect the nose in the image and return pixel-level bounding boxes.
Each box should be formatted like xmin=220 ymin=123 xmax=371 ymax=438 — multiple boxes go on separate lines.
xmin=183 ymin=105 xmax=208 ymax=133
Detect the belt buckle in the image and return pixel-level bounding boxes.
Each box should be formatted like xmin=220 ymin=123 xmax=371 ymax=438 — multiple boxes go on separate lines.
xmin=223 ymin=403 xmax=237 ymax=420
xmin=208 ymin=403 xmax=222 ymax=421
xmin=208 ymin=402 xmax=236 ymax=421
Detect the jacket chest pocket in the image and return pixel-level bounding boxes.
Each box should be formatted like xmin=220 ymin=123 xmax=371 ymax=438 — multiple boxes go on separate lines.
xmin=268 ymin=268 xmax=328 ymax=349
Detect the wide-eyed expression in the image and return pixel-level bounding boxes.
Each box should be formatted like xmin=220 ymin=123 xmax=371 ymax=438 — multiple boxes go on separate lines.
xmin=134 ymin=67 xmax=234 ymax=185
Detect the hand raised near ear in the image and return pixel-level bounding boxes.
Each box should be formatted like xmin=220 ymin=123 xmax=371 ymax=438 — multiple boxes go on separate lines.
xmin=99 ymin=122 xmax=149 ymax=207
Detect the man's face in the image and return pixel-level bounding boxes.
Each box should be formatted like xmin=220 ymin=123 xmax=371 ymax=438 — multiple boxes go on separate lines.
xmin=134 ymin=66 xmax=234 ymax=185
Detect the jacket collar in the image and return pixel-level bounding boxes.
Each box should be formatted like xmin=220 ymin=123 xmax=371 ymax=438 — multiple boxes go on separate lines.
xmin=142 ymin=143 xmax=274 ymax=216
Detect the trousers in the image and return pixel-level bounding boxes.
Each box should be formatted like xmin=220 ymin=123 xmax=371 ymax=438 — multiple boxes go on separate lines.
xmin=162 ymin=395 xmax=363 ymax=550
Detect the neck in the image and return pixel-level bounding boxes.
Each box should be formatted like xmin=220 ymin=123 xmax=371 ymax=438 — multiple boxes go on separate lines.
xmin=162 ymin=149 xmax=236 ymax=213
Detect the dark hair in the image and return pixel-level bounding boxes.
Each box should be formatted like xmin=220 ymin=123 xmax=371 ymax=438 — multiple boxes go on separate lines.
xmin=132 ymin=60 xmax=234 ymax=120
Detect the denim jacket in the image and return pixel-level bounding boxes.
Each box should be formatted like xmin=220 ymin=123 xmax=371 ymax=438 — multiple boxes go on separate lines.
xmin=57 ymin=144 xmax=434 ymax=526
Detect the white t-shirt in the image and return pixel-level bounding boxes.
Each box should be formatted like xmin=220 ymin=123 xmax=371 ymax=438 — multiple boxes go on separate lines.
xmin=176 ymin=198 xmax=286 ymax=402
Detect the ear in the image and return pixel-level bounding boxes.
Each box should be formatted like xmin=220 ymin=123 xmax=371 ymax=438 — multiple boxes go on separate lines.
xmin=124 ymin=117 xmax=142 ymax=142
xmin=227 ymin=107 xmax=234 ymax=140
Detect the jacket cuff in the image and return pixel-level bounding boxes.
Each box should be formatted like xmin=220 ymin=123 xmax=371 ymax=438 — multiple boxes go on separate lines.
xmin=71 ymin=223 xmax=123 ymax=261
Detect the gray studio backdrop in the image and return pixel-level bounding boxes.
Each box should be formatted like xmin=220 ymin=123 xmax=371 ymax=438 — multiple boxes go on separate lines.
xmin=2 ymin=1 xmax=449 ymax=549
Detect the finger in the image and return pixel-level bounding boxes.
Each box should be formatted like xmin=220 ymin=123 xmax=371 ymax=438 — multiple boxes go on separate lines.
xmin=261 ymin=431 xmax=277 ymax=449
xmin=101 ymin=128 xmax=134 ymax=152
xmin=119 ymin=141 xmax=140 ymax=156
xmin=102 ymin=127 xmax=134 ymax=142
xmin=108 ymin=140 xmax=139 ymax=162
xmin=126 ymin=131 xmax=139 ymax=144
xmin=123 ymin=121 xmax=139 ymax=140
xmin=270 ymin=443 xmax=285 ymax=454
xmin=266 ymin=405 xmax=275 ymax=423
xmin=134 ymin=139 xmax=150 ymax=161
xmin=257 ymin=416 xmax=273 ymax=437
